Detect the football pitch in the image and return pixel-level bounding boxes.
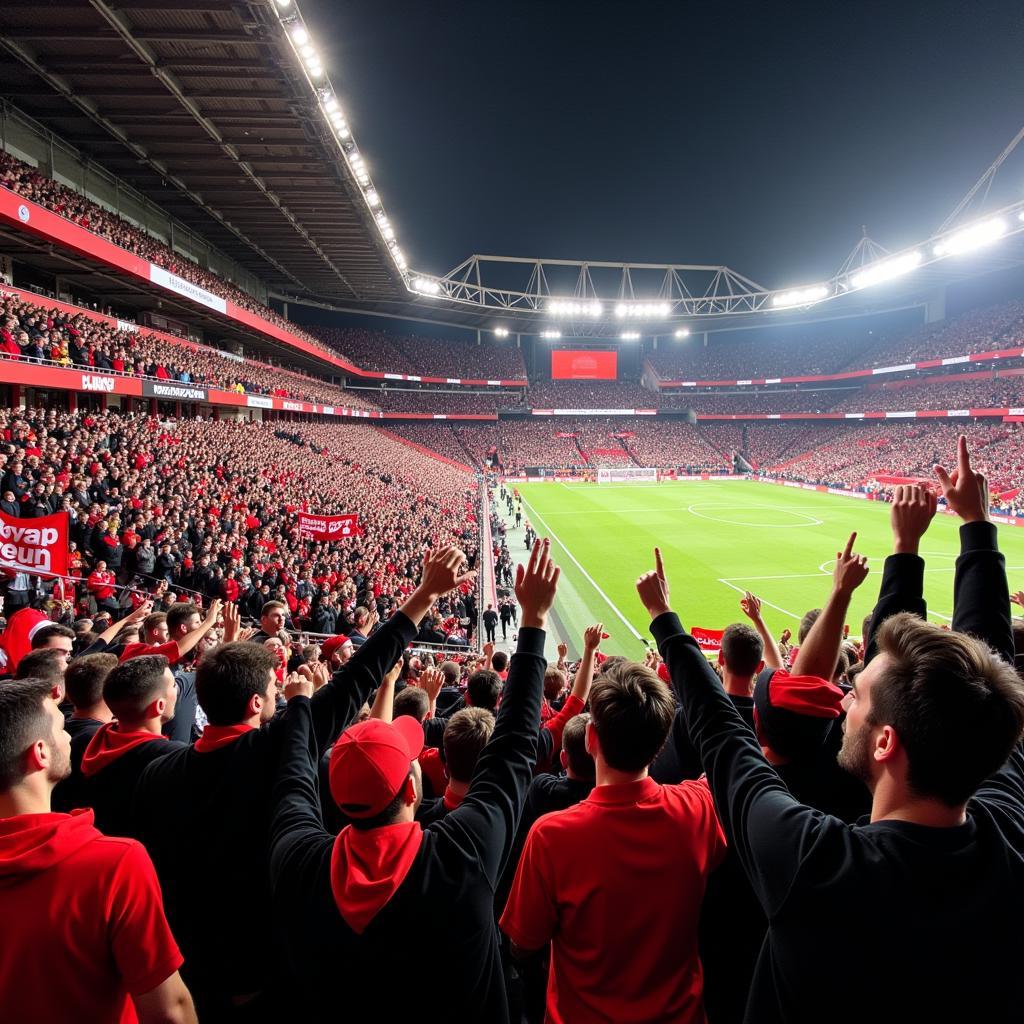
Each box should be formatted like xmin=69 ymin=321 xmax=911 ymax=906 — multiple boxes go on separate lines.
xmin=514 ymin=480 xmax=1024 ymax=659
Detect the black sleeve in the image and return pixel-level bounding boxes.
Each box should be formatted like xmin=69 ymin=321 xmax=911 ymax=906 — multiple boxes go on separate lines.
xmin=431 ymin=627 xmax=546 ymax=888
xmin=952 ymin=521 xmax=1013 ymax=665
xmin=268 ymin=697 xmax=331 ymax=892
xmin=306 ymin=610 xmax=417 ymax=752
xmin=863 ymin=552 xmax=926 ymax=665
xmin=653 ymin=611 xmax=847 ymax=917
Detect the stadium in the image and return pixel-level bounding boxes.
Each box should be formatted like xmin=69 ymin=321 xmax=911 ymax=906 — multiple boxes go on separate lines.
xmin=0 ymin=2 xmax=1023 ymax=1022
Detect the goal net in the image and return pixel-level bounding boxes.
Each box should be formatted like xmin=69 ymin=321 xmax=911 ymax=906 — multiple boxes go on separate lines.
xmin=597 ymin=467 xmax=659 ymax=484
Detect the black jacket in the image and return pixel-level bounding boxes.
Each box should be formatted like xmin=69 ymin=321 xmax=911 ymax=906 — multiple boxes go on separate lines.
xmin=268 ymin=627 xmax=546 ymax=1022
xmin=130 ymin=611 xmax=416 ymax=1003
xmin=654 ymin=521 xmax=1024 ymax=1024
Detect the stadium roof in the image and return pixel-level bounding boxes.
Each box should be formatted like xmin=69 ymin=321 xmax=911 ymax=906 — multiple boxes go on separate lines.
xmin=0 ymin=0 xmax=404 ymax=304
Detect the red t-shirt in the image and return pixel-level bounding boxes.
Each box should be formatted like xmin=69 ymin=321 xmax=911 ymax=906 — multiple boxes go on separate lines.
xmin=0 ymin=809 xmax=182 ymax=1023
xmin=501 ymin=776 xmax=726 ymax=1024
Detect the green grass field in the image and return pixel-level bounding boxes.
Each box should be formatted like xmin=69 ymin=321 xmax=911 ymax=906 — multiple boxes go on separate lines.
xmin=515 ymin=480 xmax=1024 ymax=658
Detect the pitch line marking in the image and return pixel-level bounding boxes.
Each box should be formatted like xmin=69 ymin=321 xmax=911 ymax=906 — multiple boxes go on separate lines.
xmin=717 ymin=579 xmax=804 ymax=620
xmin=688 ymin=503 xmax=824 ymax=528
xmin=518 ymin=494 xmax=643 ymax=641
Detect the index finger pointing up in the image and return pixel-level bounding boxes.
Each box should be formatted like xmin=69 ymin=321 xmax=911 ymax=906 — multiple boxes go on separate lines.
xmin=654 ymin=547 xmax=665 ymax=579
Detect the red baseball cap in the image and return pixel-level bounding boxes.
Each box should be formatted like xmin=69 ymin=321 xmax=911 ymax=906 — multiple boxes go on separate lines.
xmin=320 ymin=635 xmax=352 ymax=660
xmin=329 ymin=717 xmax=425 ymax=818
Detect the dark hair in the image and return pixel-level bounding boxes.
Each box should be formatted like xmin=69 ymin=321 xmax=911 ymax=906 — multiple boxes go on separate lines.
xmin=467 ymin=669 xmax=501 ymax=711
xmin=348 ymin=787 xmax=407 ymax=831
xmin=103 ymin=655 xmax=171 ymax=720
xmin=14 ymin=649 xmax=66 ymax=689
xmin=873 ymin=612 xmax=1024 ymax=806
xmin=544 ymin=666 xmax=566 ymax=701
xmin=0 ymin=678 xmax=54 ymax=791
xmin=563 ymin=712 xmax=595 ymax=781
xmin=721 ymin=623 xmax=764 ymax=677
xmin=166 ymin=602 xmax=200 ymax=635
xmin=64 ymin=653 xmax=119 ymax=710
xmin=394 ymin=686 xmax=430 ymax=723
xmin=798 ymin=609 xmax=821 ymax=645
xmin=31 ymin=623 xmax=75 ymax=650
xmin=589 ymin=661 xmax=676 ymax=772
xmin=440 ymin=660 xmax=461 ymax=686
xmin=196 ymin=642 xmax=276 ymax=725
xmin=491 ymin=651 xmax=509 ymax=673
xmin=443 ymin=707 xmax=495 ymax=782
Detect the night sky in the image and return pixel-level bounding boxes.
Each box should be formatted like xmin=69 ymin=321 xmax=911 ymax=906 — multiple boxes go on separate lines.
xmin=301 ymin=0 xmax=1024 ymax=290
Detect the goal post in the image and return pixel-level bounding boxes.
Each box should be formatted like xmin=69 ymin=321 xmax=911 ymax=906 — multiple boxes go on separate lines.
xmin=597 ymin=467 xmax=659 ymax=484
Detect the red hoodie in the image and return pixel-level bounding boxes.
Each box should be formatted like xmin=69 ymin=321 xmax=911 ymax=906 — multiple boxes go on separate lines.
xmin=0 ymin=808 xmax=182 ymax=1023
xmin=81 ymin=723 xmax=169 ymax=777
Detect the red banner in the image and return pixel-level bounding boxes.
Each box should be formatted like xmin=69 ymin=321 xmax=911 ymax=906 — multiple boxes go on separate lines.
xmin=298 ymin=512 xmax=361 ymax=542
xmin=691 ymin=627 xmax=724 ymax=652
xmin=0 ymin=509 xmax=69 ymax=577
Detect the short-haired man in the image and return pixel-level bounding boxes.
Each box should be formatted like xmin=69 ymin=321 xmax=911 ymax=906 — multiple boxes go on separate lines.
xmin=502 ymin=656 xmax=726 ymax=1023
xmin=347 ymin=604 xmax=376 ymax=648
xmin=30 ymin=622 xmax=76 ymax=672
xmin=249 ymin=599 xmax=287 ymax=644
xmin=268 ymin=539 xmax=559 ymax=1021
xmin=638 ymin=438 xmax=1024 ymax=1022
xmin=80 ymin=655 xmax=185 ymax=837
xmin=417 ymin=706 xmax=496 ymax=824
xmin=131 ymin=548 xmax=478 ymax=1019
xmin=0 ymin=677 xmax=196 ymax=1023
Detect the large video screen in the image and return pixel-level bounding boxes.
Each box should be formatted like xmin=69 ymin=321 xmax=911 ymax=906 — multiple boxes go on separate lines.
xmin=551 ymin=349 xmax=618 ymax=380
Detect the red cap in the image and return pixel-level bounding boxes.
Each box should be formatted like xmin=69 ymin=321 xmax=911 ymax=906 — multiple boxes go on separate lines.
xmin=765 ymin=670 xmax=844 ymax=718
xmin=329 ymin=717 xmax=425 ymax=818
xmin=320 ymin=635 xmax=351 ymax=660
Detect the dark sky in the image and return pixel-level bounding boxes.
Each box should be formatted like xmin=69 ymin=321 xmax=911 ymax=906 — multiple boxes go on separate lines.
xmin=302 ymin=0 xmax=1024 ymax=289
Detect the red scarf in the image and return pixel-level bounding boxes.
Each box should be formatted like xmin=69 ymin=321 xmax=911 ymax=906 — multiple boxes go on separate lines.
xmin=81 ymin=723 xmax=167 ymax=776
xmin=330 ymin=822 xmax=423 ymax=934
xmin=194 ymin=723 xmax=256 ymax=753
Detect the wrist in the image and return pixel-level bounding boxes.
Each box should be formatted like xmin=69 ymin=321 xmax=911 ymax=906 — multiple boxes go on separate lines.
xmin=646 ymin=604 xmax=671 ymax=621
xmin=520 ymin=613 xmax=546 ymax=630
xmin=892 ymin=537 xmax=919 ymax=554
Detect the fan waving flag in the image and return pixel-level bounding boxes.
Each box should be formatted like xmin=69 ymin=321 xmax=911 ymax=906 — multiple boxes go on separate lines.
xmin=298 ymin=512 xmax=361 ymax=542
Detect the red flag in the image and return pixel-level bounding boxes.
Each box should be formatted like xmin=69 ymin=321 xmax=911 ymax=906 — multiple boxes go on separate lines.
xmin=298 ymin=512 xmax=361 ymax=542
xmin=691 ymin=627 xmax=725 ymax=653
xmin=0 ymin=509 xmax=69 ymax=578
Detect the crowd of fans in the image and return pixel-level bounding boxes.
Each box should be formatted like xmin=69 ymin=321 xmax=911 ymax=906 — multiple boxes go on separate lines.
xmin=356 ymin=387 xmax=512 ymax=414
xmin=522 ymin=380 xmax=658 ymax=409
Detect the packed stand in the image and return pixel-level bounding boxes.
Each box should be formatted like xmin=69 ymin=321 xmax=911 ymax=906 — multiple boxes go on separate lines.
xmin=307 ymin=325 xmax=528 ymax=380
xmin=381 ymin=423 xmax=479 ymax=467
xmin=830 ymin=374 xmax=1024 ymax=413
xmin=354 ymin=387 xmax=514 ymax=415
xmin=523 ymin=380 xmax=659 ymax=409
xmin=0 ymin=293 xmax=380 ymax=410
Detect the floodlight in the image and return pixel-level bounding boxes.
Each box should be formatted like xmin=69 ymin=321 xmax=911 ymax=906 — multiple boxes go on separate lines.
xmin=290 ymin=25 xmax=308 ymax=46
xmin=620 ymin=331 xmax=641 ymax=340
xmin=540 ymin=330 xmax=561 ymax=339
xmin=933 ymin=217 xmax=1007 ymax=256
xmin=300 ymin=44 xmax=315 ymax=58
xmin=322 ymin=96 xmax=338 ymax=113
xmin=382 ymin=226 xmax=395 ymax=240
xmin=494 ymin=327 xmax=510 ymax=338
xmin=615 ymin=303 xmax=628 ymax=318
xmin=674 ymin=328 xmax=690 ymax=338
xmin=275 ymin=0 xmax=292 ymax=8
xmin=850 ymin=250 xmax=922 ymax=290
xmin=771 ymin=284 xmax=829 ymax=309
xmin=413 ymin=278 xmax=440 ymax=295
xmin=547 ymin=300 xmax=603 ymax=318
xmin=366 ymin=189 xmax=380 ymax=206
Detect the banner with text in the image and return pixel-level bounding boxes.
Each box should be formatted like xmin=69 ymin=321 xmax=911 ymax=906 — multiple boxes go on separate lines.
xmin=0 ymin=509 xmax=69 ymax=577
xmin=691 ymin=627 xmax=725 ymax=653
xmin=298 ymin=512 xmax=361 ymax=542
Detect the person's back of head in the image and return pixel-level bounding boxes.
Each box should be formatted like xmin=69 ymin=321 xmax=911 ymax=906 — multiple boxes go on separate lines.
xmin=561 ymin=712 xmax=596 ymax=782
xmin=841 ymin=612 xmax=1024 ymax=807
xmin=102 ymin=654 xmax=172 ymax=726
xmin=491 ymin=651 xmax=509 ymax=674
xmin=443 ymin=707 xmax=495 ymax=784
xmin=196 ymin=640 xmax=278 ymax=726
xmin=64 ymin=653 xmax=118 ymax=713
xmin=544 ymin=666 xmax=566 ymax=701
xmin=0 ymin=677 xmax=66 ymax=793
xmin=720 ymin=623 xmax=764 ymax=684
xmin=393 ymin=685 xmax=430 ymax=723
xmin=440 ymin=660 xmax=461 ymax=687
xmin=588 ymin=661 xmax=676 ymax=772
xmin=798 ymin=609 xmax=821 ymax=645
xmin=467 ymin=669 xmax=502 ymax=712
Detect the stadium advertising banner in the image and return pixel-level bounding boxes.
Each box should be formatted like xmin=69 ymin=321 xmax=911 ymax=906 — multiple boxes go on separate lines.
xmin=0 ymin=509 xmax=69 ymax=578
xmin=298 ymin=512 xmax=361 ymax=542
xmin=551 ymin=349 xmax=618 ymax=380
xmin=142 ymin=380 xmax=208 ymax=402
xmin=148 ymin=265 xmax=227 ymax=314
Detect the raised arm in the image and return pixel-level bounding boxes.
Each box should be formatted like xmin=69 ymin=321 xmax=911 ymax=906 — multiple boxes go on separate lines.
xmin=863 ymin=485 xmax=935 ymax=664
xmin=793 ymin=533 xmax=869 ymax=680
xmin=537 ymin=623 xmax=602 ymax=765
xmin=740 ymin=592 xmax=783 ymax=670
xmin=438 ymin=538 xmax=558 ymax=886
xmin=638 ymin=548 xmax=840 ymax=917
xmin=937 ymin=436 xmax=1014 ymax=664
xmin=367 ymin=657 xmax=402 ymax=723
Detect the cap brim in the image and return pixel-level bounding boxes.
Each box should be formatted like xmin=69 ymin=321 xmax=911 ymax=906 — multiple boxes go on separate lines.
xmin=392 ymin=714 xmax=425 ymax=760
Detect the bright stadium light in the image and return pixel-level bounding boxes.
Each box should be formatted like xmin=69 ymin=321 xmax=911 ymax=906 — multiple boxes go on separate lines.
xmin=674 ymin=328 xmax=691 ymax=339
xmin=494 ymin=327 xmax=510 ymax=338
xmin=275 ymin=0 xmax=292 ymax=8
xmin=290 ymin=25 xmax=308 ymax=46
xmin=615 ymin=302 xmax=671 ymax=319
xmin=771 ymin=284 xmax=830 ymax=309
xmin=850 ymin=250 xmax=922 ymax=289
xmin=548 ymin=300 xmax=603 ymax=318
xmin=365 ymin=189 xmax=380 ymax=206
xmin=413 ymin=277 xmax=440 ymax=295
xmin=620 ymin=331 xmax=641 ymax=340
xmin=540 ymin=330 xmax=562 ymax=339
xmin=933 ymin=217 xmax=1007 ymax=256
